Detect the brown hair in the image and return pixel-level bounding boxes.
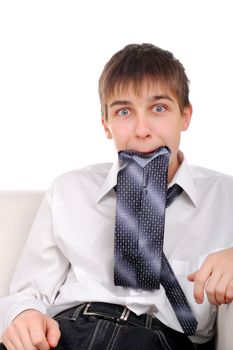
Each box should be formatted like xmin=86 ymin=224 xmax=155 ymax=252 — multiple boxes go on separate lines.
xmin=98 ymin=43 xmax=190 ymax=120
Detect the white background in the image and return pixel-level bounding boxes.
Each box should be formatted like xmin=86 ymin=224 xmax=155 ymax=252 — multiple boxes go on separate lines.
xmin=0 ymin=0 xmax=233 ymax=189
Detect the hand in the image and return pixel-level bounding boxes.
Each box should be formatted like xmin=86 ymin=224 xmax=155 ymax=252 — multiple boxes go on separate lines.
xmin=188 ymin=247 xmax=233 ymax=305
xmin=1 ymin=309 xmax=60 ymax=350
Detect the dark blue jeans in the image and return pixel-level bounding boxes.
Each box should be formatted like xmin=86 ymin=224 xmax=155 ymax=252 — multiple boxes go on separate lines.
xmin=52 ymin=304 xmax=195 ymax=350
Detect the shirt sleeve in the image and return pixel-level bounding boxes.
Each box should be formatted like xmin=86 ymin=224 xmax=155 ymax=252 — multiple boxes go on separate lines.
xmin=0 ymin=185 xmax=70 ymax=334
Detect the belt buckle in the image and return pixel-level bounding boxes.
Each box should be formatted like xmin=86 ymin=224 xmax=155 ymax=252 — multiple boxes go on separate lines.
xmin=83 ymin=302 xmax=115 ymax=321
xmin=119 ymin=307 xmax=131 ymax=322
xmin=83 ymin=303 xmax=131 ymax=323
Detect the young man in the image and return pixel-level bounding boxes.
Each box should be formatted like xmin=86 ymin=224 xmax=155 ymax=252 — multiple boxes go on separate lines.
xmin=1 ymin=43 xmax=233 ymax=350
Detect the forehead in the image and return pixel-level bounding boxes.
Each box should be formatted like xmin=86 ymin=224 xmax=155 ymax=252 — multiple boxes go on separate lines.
xmin=106 ymin=79 xmax=177 ymax=105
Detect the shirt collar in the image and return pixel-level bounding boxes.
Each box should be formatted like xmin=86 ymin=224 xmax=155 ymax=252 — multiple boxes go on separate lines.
xmin=96 ymin=151 xmax=197 ymax=207
xmin=96 ymin=159 xmax=121 ymax=203
xmin=169 ymin=151 xmax=197 ymax=207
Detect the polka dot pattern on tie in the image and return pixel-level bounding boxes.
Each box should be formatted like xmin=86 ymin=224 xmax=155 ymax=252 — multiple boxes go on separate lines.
xmin=114 ymin=146 xmax=198 ymax=335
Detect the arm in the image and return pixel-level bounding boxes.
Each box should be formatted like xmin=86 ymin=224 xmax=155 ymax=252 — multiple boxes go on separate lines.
xmin=188 ymin=247 xmax=233 ymax=305
xmin=0 ymin=187 xmax=69 ymax=347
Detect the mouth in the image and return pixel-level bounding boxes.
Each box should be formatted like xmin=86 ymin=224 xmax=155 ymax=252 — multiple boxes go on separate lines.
xmin=119 ymin=146 xmax=170 ymax=158
xmin=140 ymin=150 xmax=157 ymax=154
xmin=131 ymin=146 xmax=166 ymax=155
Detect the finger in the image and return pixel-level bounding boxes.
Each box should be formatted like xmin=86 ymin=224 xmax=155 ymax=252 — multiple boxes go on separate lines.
xmin=17 ymin=325 xmax=37 ymax=350
xmin=2 ymin=336 xmax=18 ymax=350
xmin=46 ymin=318 xmax=61 ymax=348
xmin=187 ymin=271 xmax=196 ymax=282
xmin=2 ymin=327 xmax=24 ymax=350
xmin=29 ymin=319 xmax=50 ymax=350
xmin=205 ymin=271 xmax=222 ymax=305
xmin=193 ymin=261 xmax=213 ymax=304
xmin=225 ymin=279 xmax=233 ymax=303
xmin=213 ymin=274 xmax=233 ymax=304
xmin=2 ymin=339 xmax=17 ymax=350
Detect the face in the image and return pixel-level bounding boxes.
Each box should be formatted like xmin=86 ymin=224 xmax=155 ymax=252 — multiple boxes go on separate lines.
xmin=102 ymin=82 xmax=192 ymax=181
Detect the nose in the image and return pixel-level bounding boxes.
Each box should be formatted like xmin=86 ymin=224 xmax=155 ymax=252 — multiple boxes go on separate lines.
xmin=135 ymin=116 xmax=152 ymax=139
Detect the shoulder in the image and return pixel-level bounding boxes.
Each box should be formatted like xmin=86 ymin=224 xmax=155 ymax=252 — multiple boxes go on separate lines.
xmin=51 ymin=162 xmax=113 ymax=191
xmin=190 ymin=164 xmax=233 ymax=188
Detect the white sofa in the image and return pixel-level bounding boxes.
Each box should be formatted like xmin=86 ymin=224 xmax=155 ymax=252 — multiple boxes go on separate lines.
xmin=0 ymin=191 xmax=232 ymax=349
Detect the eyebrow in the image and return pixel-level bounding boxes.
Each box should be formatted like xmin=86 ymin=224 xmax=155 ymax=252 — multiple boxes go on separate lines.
xmin=109 ymin=95 xmax=174 ymax=108
xmin=109 ymin=100 xmax=133 ymax=108
xmin=150 ymin=95 xmax=174 ymax=103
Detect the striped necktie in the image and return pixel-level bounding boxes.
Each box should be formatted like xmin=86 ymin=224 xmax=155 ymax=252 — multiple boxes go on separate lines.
xmin=114 ymin=146 xmax=197 ymax=335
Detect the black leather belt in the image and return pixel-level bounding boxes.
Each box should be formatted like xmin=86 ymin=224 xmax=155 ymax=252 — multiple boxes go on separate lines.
xmin=81 ymin=302 xmax=185 ymax=339
xmin=83 ymin=302 xmax=150 ymax=326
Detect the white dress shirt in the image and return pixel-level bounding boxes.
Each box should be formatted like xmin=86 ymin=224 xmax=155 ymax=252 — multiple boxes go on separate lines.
xmin=1 ymin=152 xmax=233 ymax=344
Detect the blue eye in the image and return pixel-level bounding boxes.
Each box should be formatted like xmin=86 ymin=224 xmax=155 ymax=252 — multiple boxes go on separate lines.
xmin=118 ymin=108 xmax=129 ymax=117
xmin=153 ymin=105 xmax=165 ymax=113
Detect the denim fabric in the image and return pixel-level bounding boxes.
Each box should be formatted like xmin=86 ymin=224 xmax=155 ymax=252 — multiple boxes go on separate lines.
xmin=52 ymin=305 xmax=195 ymax=350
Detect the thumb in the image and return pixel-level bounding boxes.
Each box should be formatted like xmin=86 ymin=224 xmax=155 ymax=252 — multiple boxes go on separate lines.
xmin=187 ymin=270 xmax=197 ymax=282
xmin=46 ymin=317 xmax=61 ymax=348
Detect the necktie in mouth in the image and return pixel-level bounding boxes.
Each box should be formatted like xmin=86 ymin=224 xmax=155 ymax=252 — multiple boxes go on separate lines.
xmin=114 ymin=146 xmax=198 ymax=335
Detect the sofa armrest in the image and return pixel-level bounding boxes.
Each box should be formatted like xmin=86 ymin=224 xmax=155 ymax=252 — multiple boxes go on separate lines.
xmin=0 ymin=191 xmax=44 ymax=298
xmin=215 ymin=303 xmax=233 ymax=349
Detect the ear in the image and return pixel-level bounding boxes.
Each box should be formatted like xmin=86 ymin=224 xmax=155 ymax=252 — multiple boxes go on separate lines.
xmin=181 ymin=104 xmax=193 ymax=131
xmin=101 ymin=115 xmax=113 ymax=139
